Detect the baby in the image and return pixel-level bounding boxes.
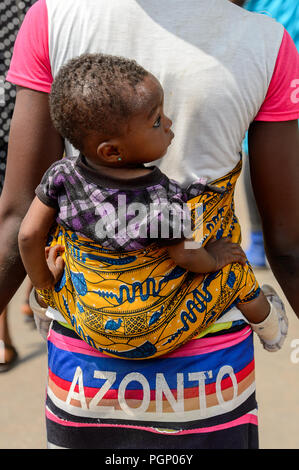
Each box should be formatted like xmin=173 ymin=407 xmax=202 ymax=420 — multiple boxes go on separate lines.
xmin=18 ymin=53 xmax=287 ymax=358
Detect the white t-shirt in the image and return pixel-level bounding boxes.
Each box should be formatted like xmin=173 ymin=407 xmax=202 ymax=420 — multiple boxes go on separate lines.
xmin=8 ymin=0 xmax=293 ymax=186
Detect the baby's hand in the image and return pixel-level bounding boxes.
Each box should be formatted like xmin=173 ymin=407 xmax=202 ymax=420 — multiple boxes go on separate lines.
xmin=205 ymin=238 xmax=247 ymax=271
xmin=45 ymin=244 xmax=65 ymax=285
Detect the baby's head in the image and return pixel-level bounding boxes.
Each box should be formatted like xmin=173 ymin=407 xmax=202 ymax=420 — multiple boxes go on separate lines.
xmin=50 ymin=53 xmax=174 ymax=166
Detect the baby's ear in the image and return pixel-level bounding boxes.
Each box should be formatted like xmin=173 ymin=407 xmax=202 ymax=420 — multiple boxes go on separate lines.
xmin=96 ymin=141 xmax=122 ymax=163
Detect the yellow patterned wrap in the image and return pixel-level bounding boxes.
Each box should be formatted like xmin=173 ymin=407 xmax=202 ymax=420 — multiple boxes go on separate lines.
xmin=38 ymin=160 xmax=259 ymax=359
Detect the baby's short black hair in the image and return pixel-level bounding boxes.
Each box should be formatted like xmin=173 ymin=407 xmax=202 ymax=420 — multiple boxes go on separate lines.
xmin=49 ymin=53 xmax=149 ymax=152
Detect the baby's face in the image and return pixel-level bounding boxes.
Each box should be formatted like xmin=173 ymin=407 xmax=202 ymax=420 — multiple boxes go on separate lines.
xmin=120 ymin=74 xmax=174 ymax=164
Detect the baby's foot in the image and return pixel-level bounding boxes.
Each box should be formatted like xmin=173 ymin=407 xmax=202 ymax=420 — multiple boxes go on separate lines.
xmin=251 ymin=284 xmax=288 ymax=352
xmin=29 ymin=288 xmax=52 ymax=341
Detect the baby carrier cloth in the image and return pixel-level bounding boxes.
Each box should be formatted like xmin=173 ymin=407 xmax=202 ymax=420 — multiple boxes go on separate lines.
xmin=38 ymin=160 xmax=259 ymax=359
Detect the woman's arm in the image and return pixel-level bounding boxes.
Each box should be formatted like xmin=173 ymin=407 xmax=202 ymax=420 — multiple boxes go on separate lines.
xmin=0 ymin=87 xmax=64 ymax=311
xmin=248 ymin=119 xmax=299 ymax=317
xmin=167 ymin=238 xmax=246 ymax=273
xmin=18 ymin=196 xmax=64 ymax=289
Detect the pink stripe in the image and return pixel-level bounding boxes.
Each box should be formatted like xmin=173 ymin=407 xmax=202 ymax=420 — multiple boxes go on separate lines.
xmin=46 ymin=408 xmax=257 ymax=434
xmin=49 ymin=329 xmax=106 ymax=357
xmin=164 ymin=327 xmax=252 ymax=358
xmin=48 ymin=326 xmax=252 ymax=359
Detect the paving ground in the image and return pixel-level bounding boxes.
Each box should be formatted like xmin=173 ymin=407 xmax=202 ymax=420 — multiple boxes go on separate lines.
xmin=0 ymin=173 xmax=299 ymax=449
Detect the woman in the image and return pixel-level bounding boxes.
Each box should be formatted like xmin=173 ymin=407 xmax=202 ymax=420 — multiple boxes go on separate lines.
xmin=2 ymin=0 xmax=299 ymax=448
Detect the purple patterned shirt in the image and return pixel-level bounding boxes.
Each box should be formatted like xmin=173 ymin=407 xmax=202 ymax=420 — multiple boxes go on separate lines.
xmin=36 ymin=155 xmax=207 ymax=251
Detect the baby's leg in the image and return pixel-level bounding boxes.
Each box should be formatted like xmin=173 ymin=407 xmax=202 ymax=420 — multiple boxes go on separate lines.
xmin=237 ymin=285 xmax=288 ymax=352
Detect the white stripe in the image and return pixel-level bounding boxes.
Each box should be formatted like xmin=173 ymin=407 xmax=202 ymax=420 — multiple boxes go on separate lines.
xmin=47 ymin=381 xmax=256 ymax=423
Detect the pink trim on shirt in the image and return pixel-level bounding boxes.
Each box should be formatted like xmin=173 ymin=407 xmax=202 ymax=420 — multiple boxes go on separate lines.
xmin=6 ymin=0 xmax=52 ymax=93
xmin=255 ymin=29 xmax=299 ymax=121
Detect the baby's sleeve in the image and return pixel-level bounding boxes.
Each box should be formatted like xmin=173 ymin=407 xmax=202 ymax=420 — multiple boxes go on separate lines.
xmin=35 ymin=161 xmax=65 ymax=209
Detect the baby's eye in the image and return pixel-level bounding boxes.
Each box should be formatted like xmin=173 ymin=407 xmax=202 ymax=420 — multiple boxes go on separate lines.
xmin=153 ymin=115 xmax=161 ymax=128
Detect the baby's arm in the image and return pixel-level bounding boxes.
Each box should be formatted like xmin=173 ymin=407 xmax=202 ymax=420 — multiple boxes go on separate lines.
xmin=167 ymin=237 xmax=247 ymax=273
xmin=18 ymin=196 xmax=64 ymax=289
